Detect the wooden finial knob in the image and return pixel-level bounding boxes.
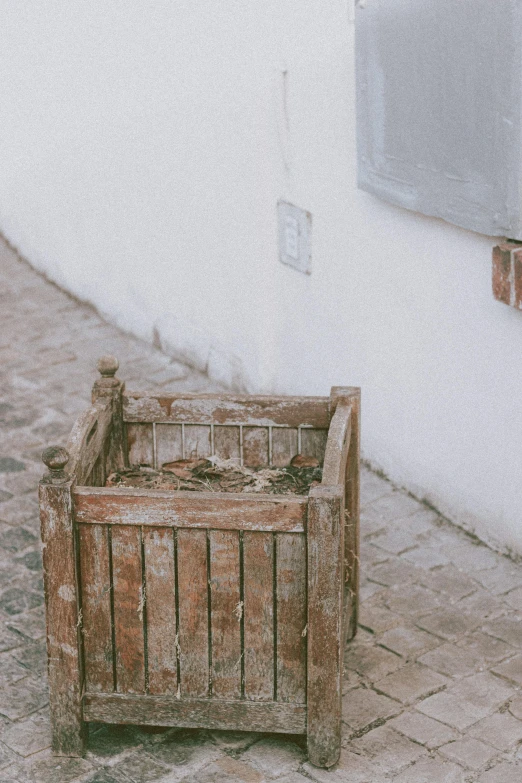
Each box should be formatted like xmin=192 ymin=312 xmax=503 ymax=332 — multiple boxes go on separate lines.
xmin=42 ymin=446 xmax=69 ymax=482
xmin=97 ymin=356 xmax=119 ymax=378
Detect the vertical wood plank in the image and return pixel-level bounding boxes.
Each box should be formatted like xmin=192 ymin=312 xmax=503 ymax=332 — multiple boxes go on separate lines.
xmin=177 ymin=529 xmax=209 ymax=697
xmin=209 ymin=530 xmax=242 ymax=699
xmin=126 ymin=423 xmax=154 ymax=467
xmin=39 ymin=466 xmax=85 ymax=755
xmin=243 ymin=427 xmax=269 ymax=467
xmin=243 ymin=532 xmax=274 ymax=700
xmin=300 ymin=429 xmax=328 ymax=466
xmin=79 ymin=524 xmax=113 ymax=693
xmin=213 ymin=426 xmax=241 ymax=462
xmin=156 ymin=424 xmax=183 ymax=467
xmin=307 ymin=485 xmax=344 ymax=768
xmin=143 ymin=528 xmax=177 ymax=695
xmin=184 ymin=425 xmax=212 ymax=459
xmin=271 ymin=428 xmax=298 ymax=467
xmin=276 ymin=533 xmax=307 ymax=703
xmin=111 ymin=526 xmax=146 ymax=693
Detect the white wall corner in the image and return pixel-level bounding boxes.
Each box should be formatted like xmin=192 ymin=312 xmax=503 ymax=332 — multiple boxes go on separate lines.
xmin=153 ymin=314 xmax=251 ymax=393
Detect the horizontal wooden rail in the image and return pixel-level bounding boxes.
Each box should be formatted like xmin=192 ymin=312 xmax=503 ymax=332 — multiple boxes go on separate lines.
xmin=83 ymin=693 xmax=306 ymax=733
xmin=321 ymin=403 xmax=352 ymax=486
xmin=123 ymin=392 xmax=331 ymax=428
xmin=74 ymin=487 xmax=307 ymax=532
xmin=66 ymin=400 xmax=112 ymax=485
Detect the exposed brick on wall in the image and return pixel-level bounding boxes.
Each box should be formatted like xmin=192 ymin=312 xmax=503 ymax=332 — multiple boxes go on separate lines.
xmin=492 ymin=242 xmax=522 ymax=309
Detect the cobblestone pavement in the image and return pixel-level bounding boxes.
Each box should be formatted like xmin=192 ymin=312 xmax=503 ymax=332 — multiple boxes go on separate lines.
xmin=0 ymin=235 xmax=521 ymax=782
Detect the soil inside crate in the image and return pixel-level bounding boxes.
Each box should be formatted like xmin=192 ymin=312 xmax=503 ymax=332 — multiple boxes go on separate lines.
xmin=106 ymin=455 xmax=322 ymax=495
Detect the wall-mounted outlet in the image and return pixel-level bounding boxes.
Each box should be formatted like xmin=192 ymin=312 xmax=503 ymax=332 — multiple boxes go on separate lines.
xmin=278 ymin=201 xmax=312 ymax=274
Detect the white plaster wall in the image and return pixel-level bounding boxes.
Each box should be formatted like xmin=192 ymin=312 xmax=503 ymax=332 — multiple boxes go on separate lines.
xmin=0 ymin=2 xmax=521 ymax=555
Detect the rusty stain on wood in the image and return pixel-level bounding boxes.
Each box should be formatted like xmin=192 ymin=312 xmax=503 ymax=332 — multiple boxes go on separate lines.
xmin=143 ymin=528 xmax=177 ymax=694
xmin=176 ymin=529 xmax=209 ymax=697
xmin=275 ymin=533 xmax=307 ymax=703
xmin=209 ymin=530 xmax=242 ymax=699
xmin=243 ymin=531 xmax=274 ymax=700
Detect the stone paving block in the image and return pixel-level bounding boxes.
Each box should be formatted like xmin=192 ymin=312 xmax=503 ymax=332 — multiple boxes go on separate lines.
xmin=0 ymin=716 xmax=51 ymax=757
xmin=342 ymin=686 xmax=401 ymax=732
xmin=384 ymin=584 xmax=443 ymax=617
xmin=16 ymin=754 xmax=93 ymax=783
xmin=457 ymin=631 xmax=516 ymax=664
xmin=468 ymin=710 xmax=522 ymax=750
xmin=363 ymin=492 xmax=423 ymax=523
xmin=6 ymin=607 xmax=46 ymax=641
xmin=388 ymin=710 xmax=459 ymax=749
xmin=504 ymin=586 xmax=522 ymax=611
xmin=483 ymin=616 xmax=522 ymax=648
xmin=367 ymin=559 xmax=422 ymax=587
xmin=374 ymin=662 xmax=449 ymax=705
xmin=358 ymin=603 xmax=403 ymax=635
xmin=240 ymin=737 xmax=305 ymax=779
xmin=360 ymin=468 xmax=394 ymax=506
xmin=416 ymin=606 xmax=481 ymax=641
xmin=419 ymin=566 xmax=478 ymax=601
xmin=11 ymin=639 xmax=47 ymax=677
xmin=474 ymin=562 xmax=522 ymax=596
xmin=492 ymin=655 xmax=522 ymax=686
xmin=176 ymin=755 xmax=265 ymax=783
xmin=417 ymin=691 xmax=489 ymax=731
xmin=418 ymin=642 xmax=481 ymax=679
xmin=509 ymin=693 xmax=522 ymax=719
xmin=448 ymin=672 xmax=515 ymax=714
xmin=0 ymin=624 xmax=23 ymax=653
xmin=207 ymin=730 xmax=261 ymax=753
xmin=0 ymin=652 xmax=32 ymax=685
xmin=397 ymin=508 xmax=441 ymax=535
xmin=402 ymin=546 xmax=451 ymax=570
xmin=344 ymin=643 xmax=404 ymax=681
xmin=370 ymin=529 xmax=418 ymax=556
xmin=359 ymin=577 xmax=385 ymax=602
xmin=145 ymin=730 xmax=221 ymax=778
xmin=391 ymin=756 xmax=467 ymax=783
xmin=379 ymin=625 xmax=441 ymax=660
xmin=456 ymin=590 xmax=508 ymax=621
xmin=439 ymin=737 xmax=499 ymax=770
xmin=0 ymin=677 xmax=48 ymax=720
xmin=477 ymin=760 xmax=522 ymax=782
xmin=109 ymin=752 xmax=171 ymax=782
xmin=302 ymin=747 xmax=388 ymax=783
xmin=345 ymin=725 xmax=426 ymax=775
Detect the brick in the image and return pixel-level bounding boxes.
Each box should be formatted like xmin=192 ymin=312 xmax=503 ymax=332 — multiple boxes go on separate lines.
xmin=342 ymin=687 xmax=401 ymax=731
xmin=388 ymin=711 xmax=459 ymax=749
xmin=374 ymin=663 xmax=449 ymax=705
xmin=468 ymin=711 xmax=522 ymax=750
xmin=439 ymin=737 xmax=498 ymax=770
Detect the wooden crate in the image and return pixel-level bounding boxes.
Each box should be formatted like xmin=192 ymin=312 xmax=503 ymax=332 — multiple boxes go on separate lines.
xmin=39 ymin=357 xmax=360 ymax=768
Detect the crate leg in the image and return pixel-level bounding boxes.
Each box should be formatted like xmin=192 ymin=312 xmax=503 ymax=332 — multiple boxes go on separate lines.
xmin=307 ymin=485 xmax=344 ymax=769
xmin=40 ymin=448 xmax=86 ymax=756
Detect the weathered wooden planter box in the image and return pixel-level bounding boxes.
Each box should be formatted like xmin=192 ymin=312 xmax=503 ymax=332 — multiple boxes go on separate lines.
xmin=39 ymin=358 xmax=360 ymax=768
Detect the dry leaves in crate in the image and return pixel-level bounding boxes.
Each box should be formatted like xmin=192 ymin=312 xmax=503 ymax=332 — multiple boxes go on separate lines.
xmin=106 ymin=454 xmax=322 ymax=495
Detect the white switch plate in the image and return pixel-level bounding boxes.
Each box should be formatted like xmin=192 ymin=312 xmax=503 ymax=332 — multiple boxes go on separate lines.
xmin=278 ymin=201 xmax=312 ymax=274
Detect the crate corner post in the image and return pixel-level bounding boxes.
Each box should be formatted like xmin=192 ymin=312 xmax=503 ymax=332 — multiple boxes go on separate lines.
xmin=306 ymin=483 xmax=344 ymax=769
xmin=39 ymin=446 xmax=86 ymax=757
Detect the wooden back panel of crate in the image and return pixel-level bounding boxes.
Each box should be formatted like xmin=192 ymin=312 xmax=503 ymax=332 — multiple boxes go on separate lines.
xmin=74 ymin=393 xmax=335 ymax=734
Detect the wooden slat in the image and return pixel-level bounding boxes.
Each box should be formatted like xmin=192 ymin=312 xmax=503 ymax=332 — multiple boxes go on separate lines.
xmin=213 ymin=426 xmax=241 ymax=462
xmin=79 ymin=525 xmax=113 ymax=693
xmin=243 ymin=532 xmax=274 ymax=700
xmin=39 ymin=478 xmax=85 ymax=755
xmin=331 ymin=387 xmax=361 ymax=642
xmin=321 ymin=404 xmax=352 ymax=486
xmin=74 ymin=488 xmax=306 ymax=533
xmin=67 ymin=400 xmax=112 ymax=485
xmin=271 ymin=428 xmax=298 ymax=467
xmin=155 ymin=424 xmax=183 ymax=467
xmin=242 ymin=427 xmax=269 ymax=467
xmin=300 ymin=429 xmax=328 ymax=467
xmin=111 ymin=526 xmax=145 ymax=693
xmin=123 ymin=393 xmax=331 ymax=428
xmin=143 ymin=528 xmax=177 ymax=695
xmin=84 ymin=693 xmax=306 ymax=734
xmin=276 ymin=533 xmax=307 ymax=703
xmin=126 ymin=423 xmax=154 ymax=467
xmin=307 ymin=485 xmax=344 ymax=768
xmin=209 ymin=531 xmax=241 ymax=699
xmin=177 ymin=529 xmax=209 ymax=697
xmin=183 ymin=425 xmax=211 ymax=459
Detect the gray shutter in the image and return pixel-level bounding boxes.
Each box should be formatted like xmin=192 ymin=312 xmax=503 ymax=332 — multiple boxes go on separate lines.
xmin=356 ymin=0 xmax=522 ymax=238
